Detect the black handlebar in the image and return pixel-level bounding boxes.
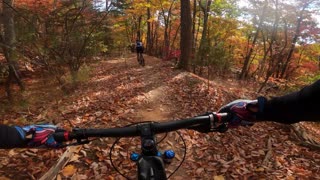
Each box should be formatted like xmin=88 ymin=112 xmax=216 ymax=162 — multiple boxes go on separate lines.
xmin=53 ymin=112 xmax=230 ymax=143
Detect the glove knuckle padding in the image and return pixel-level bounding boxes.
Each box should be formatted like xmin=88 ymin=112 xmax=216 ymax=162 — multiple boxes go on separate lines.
xmin=219 ymin=99 xmax=258 ymax=127
xmin=19 ymin=124 xmax=61 ymax=148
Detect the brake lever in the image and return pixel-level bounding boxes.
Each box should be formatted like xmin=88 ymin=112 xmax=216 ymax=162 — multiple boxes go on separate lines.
xmin=212 ymin=124 xmax=228 ymax=133
xmin=210 ymin=112 xmax=230 ymax=133
xmin=188 ymin=112 xmax=230 ymax=133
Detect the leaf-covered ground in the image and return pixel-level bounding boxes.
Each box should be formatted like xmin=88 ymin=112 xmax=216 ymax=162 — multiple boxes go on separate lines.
xmin=0 ymin=55 xmax=319 ymax=179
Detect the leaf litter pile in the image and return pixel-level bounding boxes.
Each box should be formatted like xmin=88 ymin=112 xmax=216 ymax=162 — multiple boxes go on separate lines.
xmin=0 ymin=55 xmax=319 ymax=179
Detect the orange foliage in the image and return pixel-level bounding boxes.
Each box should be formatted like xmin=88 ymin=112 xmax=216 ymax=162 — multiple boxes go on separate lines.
xmin=300 ymin=61 xmax=318 ymax=73
xmin=14 ymin=0 xmax=62 ymax=14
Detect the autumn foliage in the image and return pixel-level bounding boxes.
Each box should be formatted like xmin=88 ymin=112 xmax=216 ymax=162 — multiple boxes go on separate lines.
xmin=15 ymin=0 xmax=62 ymax=14
xmin=0 ymin=0 xmax=320 ymax=179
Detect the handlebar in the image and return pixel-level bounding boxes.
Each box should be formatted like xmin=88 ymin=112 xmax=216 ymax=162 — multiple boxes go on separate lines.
xmin=53 ymin=112 xmax=231 ymax=143
xmin=52 ymin=112 xmax=232 ymax=180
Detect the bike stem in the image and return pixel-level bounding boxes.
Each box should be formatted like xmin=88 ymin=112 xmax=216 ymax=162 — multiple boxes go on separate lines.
xmin=139 ymin=124 xmax=158 ymax=156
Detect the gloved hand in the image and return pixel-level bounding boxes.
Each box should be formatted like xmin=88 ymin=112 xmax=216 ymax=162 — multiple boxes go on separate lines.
xmin=15 ymin=124 xmax=62 ymax=148
xmin=218 ymin=99 xmax=259 ymax=128
xmin=189 ymin=112 xmax=230 ymax=133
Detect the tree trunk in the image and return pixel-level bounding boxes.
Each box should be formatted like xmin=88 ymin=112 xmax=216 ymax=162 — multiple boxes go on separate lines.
xmin=191 ymin=0 xmax=197 ymax=56
xmin=146 ymin=0 xmax=152 ymax=53
xmin=280 ymin=1 xmax=310 ymax=78
xmin=197 ymin=0 xmax=212 ymax=75
xmin=2 ymin=0 xmax=24 ymax=100
xmin=239 ymin=1 xmax=268 ymax=79
xmin=171 ymin=23 xmax=180 ymax=48
xmin=160 ymin=1 xmax=174 ymax=58
xmin=193 ymin=12 xmax=201 ymax=73
xmin=178 ymin=0 xmax=192 ymax=70
xmin=258 ymin=0 xmax=279 ymax=80
xmin=137 ymin=15 xmax=142 ymax=40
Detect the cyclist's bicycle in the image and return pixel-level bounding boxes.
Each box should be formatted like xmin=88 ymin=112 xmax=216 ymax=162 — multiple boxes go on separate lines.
xmin=53 ymin=112 xmax=231 ymax=180
xmin=137 ymin=52 xmax=145 ymax=66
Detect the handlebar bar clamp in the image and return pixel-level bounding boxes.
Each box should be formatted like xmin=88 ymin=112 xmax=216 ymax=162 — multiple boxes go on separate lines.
xmin=209 ymin=113 xmax=214 ymax=131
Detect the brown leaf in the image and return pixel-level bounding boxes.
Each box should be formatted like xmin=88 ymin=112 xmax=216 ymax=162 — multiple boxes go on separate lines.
xmin=119 ymin=151 xmax=127 ymax=157
xmin=70 ymin=154 xmax=81 ymax=163
xmin=213 ymin=175 xmax=225 ymax=180
xmin=172 ymin=176 xmax=184 ymax=180
xmin=106 ymin=176 xmax=115 ymax=180
xmin=84 ymin=158 xmax=93 ymax=165
xmin=8 ymin=150 xmax=17 ymax=157
xmin=74 ymin=174 xmax=88 ymax=180
xmin=195 ymin=167 xmax=204 ymax=176
xmin=61 ymin=165 xmax=77 ymax=177
xmin=0 ymin=177 xmax=10 ymax=180
xmin=56 ymin=174 xmax=62 ymax=180
xmin=255 ymin=167 xmax=265 ymax=172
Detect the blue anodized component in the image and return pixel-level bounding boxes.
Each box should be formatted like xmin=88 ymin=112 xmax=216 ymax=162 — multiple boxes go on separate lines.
xmin=164 ymin=150 xmax=175 ymax=159
xmin=130 ymin=152 xmax=140 ymax=161
xmin=157 ymin=151 xmax=162 ymax=157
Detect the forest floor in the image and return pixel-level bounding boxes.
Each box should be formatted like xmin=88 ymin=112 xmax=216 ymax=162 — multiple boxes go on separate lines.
xmin=0 ymin=54 xmax=320 ymax=179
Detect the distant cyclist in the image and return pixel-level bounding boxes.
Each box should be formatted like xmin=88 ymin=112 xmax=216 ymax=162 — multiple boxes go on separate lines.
xmin=136 ymin=39 xmax=144 ymax=62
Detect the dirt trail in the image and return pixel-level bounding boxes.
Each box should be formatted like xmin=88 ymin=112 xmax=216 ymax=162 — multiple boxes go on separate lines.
xmin=122 ymin=54 xmax=180 ymax=122
xmin=135 ymin=86 xmax=169 ymax=121
xmin=134 ymin=76 xmax=170 ymax=121
xmin=0 ymin=54 xmax=319 ymax=179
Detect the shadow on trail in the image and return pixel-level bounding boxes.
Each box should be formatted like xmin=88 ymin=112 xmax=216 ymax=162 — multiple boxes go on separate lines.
xmin=62 ymin=55 xmax=181 ymax=127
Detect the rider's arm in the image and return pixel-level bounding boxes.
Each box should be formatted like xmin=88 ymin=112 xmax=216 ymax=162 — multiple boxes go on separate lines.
xmin=256 ymin=80 xmax=320 ymax=123
xmin=219 ymin=80 xmax=320 ymax=126
xmin=0 ymin=124 xmax=61 ymax=149
xmin=0 ymin=125 xmax=26 ymax=148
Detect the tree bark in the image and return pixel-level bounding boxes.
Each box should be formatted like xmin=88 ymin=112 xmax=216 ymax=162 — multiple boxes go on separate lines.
xmin=191 ymin=0 xmax=197 ymax=54
xmin=137 ymin=15 xmax=142 ymax=40
xmin=2 ymin=0 xmax=24 ymax=100
xmin=146 ymin=0 xmax=152 ymax=53
xmin=178 ymin=0 xmax=192 ymax=70
xmin=197 ymin=0 xmax=212 ymax=75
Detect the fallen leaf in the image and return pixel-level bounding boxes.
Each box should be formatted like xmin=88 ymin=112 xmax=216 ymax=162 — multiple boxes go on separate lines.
xmin=61 ymin=165 xmax=77 ymax=177
xmin=195 ymin=167 xmax=204 ymax=176
xmin=0 ymin=177 xmax=10 ymax=180
xmin=255 ymin=167 xmax=265 ymax=172
xmin=80 ymin=150 xmax=87 ymax=157
xmin=84 ymin=158 xmax=93 ymax=165
xmin=75 ymin=174 xmax=88 ymax=180
xmin=213 ymin=175 xmax=225 ymax=180
xmin=56 ymin=174 xmax=62 ymax=180
xmin=8 ymin=150 xmax=17 ymax=157
xmin=119 ymin=151 xmax=127 ymax=157
xmin=70 ymin=154 xmax=81 ymax=162
xmin=106 ymin=175 xmax=115 ymax=180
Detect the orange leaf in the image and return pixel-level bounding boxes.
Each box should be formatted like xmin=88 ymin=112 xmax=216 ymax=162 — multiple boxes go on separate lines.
xmin=213 ymin=175 xmax=225 ymax=180
xmin=61 ymin=165 xmax=77 ymax=177
xmin=0 ymin=177 xmax=10 ymax=180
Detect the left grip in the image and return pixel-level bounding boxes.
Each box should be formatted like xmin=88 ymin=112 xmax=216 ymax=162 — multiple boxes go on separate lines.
xmin=53 ymin=131 xmax=70 ymax=142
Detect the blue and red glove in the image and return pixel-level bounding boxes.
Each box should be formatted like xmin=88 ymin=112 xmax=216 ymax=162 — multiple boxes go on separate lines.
xmin=15 ymin=124 xmax=62 ymax=148
xmin=218 ymin=98 xmax=264 ymax=128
